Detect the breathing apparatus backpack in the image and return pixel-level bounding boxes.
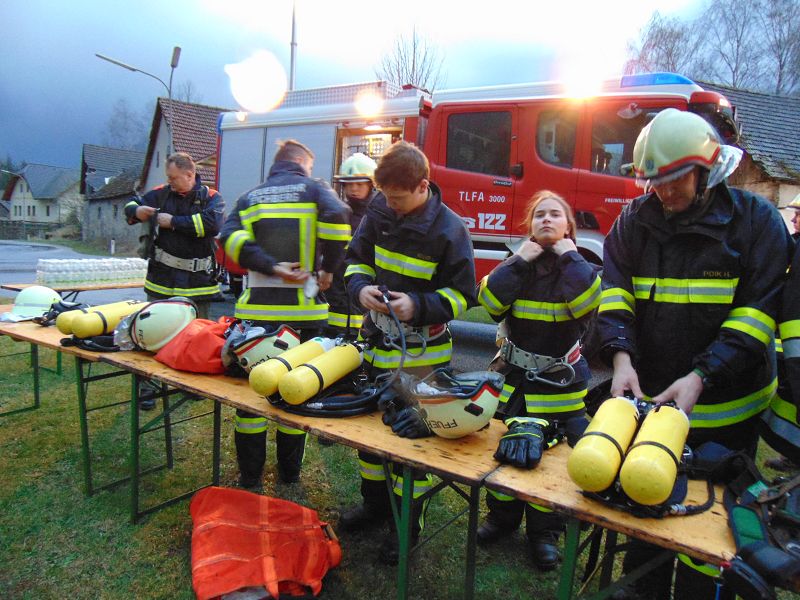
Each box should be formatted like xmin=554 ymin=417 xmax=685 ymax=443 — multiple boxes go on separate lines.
xmin=567 ymin=396 xmax=715 ymax=518
xmin=716 ymin=453 xmax=800 ymax=599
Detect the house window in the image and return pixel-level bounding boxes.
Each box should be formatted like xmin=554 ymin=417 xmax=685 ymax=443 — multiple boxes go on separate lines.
xmin=46 ymin=206 xmax=51 ymax=217
xmin=97 ymin=206 xmax=102 ymax=218
xmin=18 ymin=182 xmax=23 ymax=193
xmin=113 ymin=204 xmax=118 ymax=218
xmin=27 ymin=205 xmax=31 ymax=216
xmin=32 ymin=206 xmax=35 ymax=217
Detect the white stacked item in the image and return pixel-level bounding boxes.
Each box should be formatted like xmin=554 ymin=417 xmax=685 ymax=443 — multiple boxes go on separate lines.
xmin=35 ymin=258 xmax=148 ymax=286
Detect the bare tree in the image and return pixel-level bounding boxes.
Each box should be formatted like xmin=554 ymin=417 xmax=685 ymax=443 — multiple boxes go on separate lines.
xmin=101 ymin=98 xmax=149 ymax=150
xmin=757 ymin=0 xmax=800 ymax=94
xmin=176 ymin=80 xmax=204 ymax=104
xmin=701 ymin=0 xmax=763 ymax=89
xmin=375 ymin=26 xmax=446 ymax=93
xmin=625 ymin=11 xmax=708 ymax=76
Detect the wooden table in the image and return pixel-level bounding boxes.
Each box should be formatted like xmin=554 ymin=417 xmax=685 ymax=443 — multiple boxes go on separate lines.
xmin=485 ymin=443 xmax=735 ymax=599
xmin=2 ymin=281 xmax=143 ymax=301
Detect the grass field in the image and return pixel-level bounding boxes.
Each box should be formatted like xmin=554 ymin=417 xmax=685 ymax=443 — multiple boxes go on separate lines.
xmin=0 ymin=317 xmax=790 ymax=599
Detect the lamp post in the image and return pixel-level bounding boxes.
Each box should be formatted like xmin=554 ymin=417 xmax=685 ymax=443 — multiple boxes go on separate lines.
xmin=95 ymin=47 xmax=181 ymax=154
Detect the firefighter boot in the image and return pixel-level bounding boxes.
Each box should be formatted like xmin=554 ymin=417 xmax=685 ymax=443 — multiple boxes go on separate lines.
xmin=234 ymin=410 xmax=267 ymax=490
xmin=526 ymin=504 xmax=564 ymax=571
xmin=478 ymin=492 xmax=524 ymax=545
xmin=276 ymin=428 xmax=306 ymax=484
xmin=138 ymin=378 xmax=160 ymax=411
xmin=339 ymin=478 xmax=392 ymax=531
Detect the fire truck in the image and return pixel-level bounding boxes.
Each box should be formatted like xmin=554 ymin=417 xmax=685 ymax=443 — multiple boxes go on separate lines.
xmin=215 ymin=73 xmax=736 ymax=278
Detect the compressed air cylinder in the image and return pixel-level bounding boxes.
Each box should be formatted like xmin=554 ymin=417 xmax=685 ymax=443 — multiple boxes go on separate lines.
xmin=278 ymin=343 xmax=363 ymax=405
xmin=56 ymin=300 xmax=145 ymax=336
xmin=567 ymin=397 xmax=639 ymax=492
xmin=249 ymin=337 xmax=335 ymax=397
xmin=619 ymin=405 xmax=690 ymax=505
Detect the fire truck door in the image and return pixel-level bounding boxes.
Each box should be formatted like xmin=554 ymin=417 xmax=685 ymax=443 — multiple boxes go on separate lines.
xmin=430 ymin=106 xmax=518 ymax=247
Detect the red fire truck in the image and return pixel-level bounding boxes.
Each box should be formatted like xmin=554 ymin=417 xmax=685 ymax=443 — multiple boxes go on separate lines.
xmin=216 ymin=73 xmax=735 ymax=278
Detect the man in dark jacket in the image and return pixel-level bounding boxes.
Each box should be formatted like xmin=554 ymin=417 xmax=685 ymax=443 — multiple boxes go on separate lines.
xmin=597 ymin=108 xmax=793 ymax=599
xmin=125 ymin=152 xmax=224 ymax=409
xmin=340 ymin=141 xmax=476 ymax=564
xmin=220 ymin=139 xmax=350 ymax=488
xmin=125 ymin=152 xmax=224 ymax=318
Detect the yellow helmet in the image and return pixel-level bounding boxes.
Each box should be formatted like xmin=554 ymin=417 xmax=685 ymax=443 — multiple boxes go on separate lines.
xmin=335 ymin=153 xmax=377 ymax=183
xmin=631 ymin=108 xmax=721 ymax=189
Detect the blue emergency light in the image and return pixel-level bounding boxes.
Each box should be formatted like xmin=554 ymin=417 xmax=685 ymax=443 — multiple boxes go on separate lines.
xmin=620 ymin=73 xmax=695 ymax=87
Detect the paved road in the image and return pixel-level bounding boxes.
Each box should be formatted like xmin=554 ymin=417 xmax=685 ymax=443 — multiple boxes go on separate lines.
xmin=0 ymin=240 xmax=609 ymax=382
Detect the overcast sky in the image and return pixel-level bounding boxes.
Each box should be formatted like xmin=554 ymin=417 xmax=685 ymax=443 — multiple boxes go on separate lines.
xmin=0 ymin=0 xmax=701 ymax=169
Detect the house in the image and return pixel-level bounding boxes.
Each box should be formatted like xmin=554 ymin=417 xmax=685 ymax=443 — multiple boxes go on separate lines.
xmin=80 ymin=144 xmax=145 ymax=197
xmin=82 ymin=168 xmax=143 ymax=249
xmin=699 ymin=81 xmax=800 ymax=206
xmin=84 ymin=99 xmax=230 ymax=251
xmin=1 ymin=164 xmax=80 ymax=239
xmin=140 ymin=98 xmax=232 ymax=191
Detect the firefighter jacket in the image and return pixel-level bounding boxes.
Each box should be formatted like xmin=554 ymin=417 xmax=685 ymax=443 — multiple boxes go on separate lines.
xmin=763 ymin=237 xmax=800 ymax=462
xmin=220 ymin=160 xmax=350 ymax=329
xmin=478 ymin=249 xmax=601 ymax=419
xmin=597 ymin=183 xmax=792 ymax=438
xmin=124 ymin=175 xmax=224 ymax=301
xmin=344 ymin=184 xmax=476 ymax=371
xmin=325 ymin=188 xmax=377 ymax=331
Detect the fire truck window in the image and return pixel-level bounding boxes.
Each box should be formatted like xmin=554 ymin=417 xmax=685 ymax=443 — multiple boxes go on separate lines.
xmin=590 ymin=108 xmax=667 ymax=176
xmin=537 ymin=110 xmax=578 ymax=168
xmin=446 ymin=111 xmax=511 ymax=177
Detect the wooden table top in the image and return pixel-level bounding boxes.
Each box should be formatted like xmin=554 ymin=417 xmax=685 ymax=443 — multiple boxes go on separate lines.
xmin=0 ymin=320 xmax=106 ymax=362
xmin=2 ymin=282 xmax=144 ymax=293
xmin=484 ymin=442 xmax=735 ymax=565
xmin=102 ymin=350 xmax=506 ymax=486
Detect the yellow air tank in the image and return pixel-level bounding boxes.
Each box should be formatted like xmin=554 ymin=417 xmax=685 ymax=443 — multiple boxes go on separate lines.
xmin=567 ymin=397 xmax=639 ymax=492
xmin=249 ymin=337 xmax=335 ymax=397
xmin=57 ymin=300 xmax=145 ymax=337
xmin=278 ymin=343 xmax=363 ymax=405
xmin=619 ymin=404 xmax=689 ymax=505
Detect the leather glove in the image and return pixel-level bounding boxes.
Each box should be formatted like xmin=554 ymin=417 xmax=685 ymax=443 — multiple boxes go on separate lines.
xmin=391 ymin=406 xmax=433 ymax=439
xmin=494 ymin=417 xmax=559 ymax=469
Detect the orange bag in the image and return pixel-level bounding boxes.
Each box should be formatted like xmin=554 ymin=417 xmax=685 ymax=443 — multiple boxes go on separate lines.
xmin=190 ymin=486 xmax=341 ymax=600
xmin=154 ymin=316 xmax=234 ymax=374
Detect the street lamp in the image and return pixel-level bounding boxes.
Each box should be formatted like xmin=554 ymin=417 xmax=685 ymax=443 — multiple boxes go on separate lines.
xmin=95 ymin=47 xmax=182 ymax=154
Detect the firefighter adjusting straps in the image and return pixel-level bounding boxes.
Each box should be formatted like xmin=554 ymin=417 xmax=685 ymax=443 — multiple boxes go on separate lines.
xmin=370 ymin=309 xmax=446 ymax=356
xmin=499 ymin=338 xmax=581 ymax=387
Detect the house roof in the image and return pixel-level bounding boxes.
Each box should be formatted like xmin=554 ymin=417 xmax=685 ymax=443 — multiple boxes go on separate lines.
xmin=89 ymin=168 xmax=141 ymax=201
xmin=141 ymin=98 xmax=231 ymax=187
xmin=81 ymin=144 xmax=145 ymax=195
xmin=2 ymin=164 xmax=80 ymax=201
xmin=699 ymin=81 xmax=800 ymax=182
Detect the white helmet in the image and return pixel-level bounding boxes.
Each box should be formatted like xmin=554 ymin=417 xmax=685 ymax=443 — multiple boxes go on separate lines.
xmin=12 ymin=285 xmax=61 ymax=318
xmin=335 ymin=153 xmax=377 ymax=183
xmin=223 ymin=322 xmax=301 ymax=372
xmin=129 ymin=297 xmax=197 ymax=351
xmin=410 ymin=369 xmax=504 ymax=439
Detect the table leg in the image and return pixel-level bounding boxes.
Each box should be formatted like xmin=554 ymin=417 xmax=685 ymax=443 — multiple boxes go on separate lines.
xmin=557 ymin=517 xmax=581 ymax=600
xmin=464 ymin=484 xmax=479 ymax=600
xmin=397 ymin=464 xmax=413 ymax=600
xmin=76 ymin=357 xmax=93 ymax=496
xmin=130 ymin=374 xmax=141 ymax=524
xmin=212 ymin=400 xmax=221 ymax=485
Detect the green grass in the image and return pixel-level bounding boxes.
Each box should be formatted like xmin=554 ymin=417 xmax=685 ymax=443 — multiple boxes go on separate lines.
xmin=0 ymin=335 xmax=793 ymax=599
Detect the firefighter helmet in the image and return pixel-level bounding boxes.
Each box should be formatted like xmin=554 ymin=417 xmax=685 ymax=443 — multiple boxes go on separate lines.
xmin=788 ymin=194 xmax=800 ymax=210
xmin=224 ymin=322 xmax=302 ymax=372
xmin=12 ymin=285 xmax=61 ymax=318
xmin=335 ymin=153 xmax=377 ymax=183
xmin=409 ymin=369 xmax=504 ymax=439
xmin=129 ymin=297 xmax=197 ymax=351
xmin=631 ymin=108 xmax=722 ymax=189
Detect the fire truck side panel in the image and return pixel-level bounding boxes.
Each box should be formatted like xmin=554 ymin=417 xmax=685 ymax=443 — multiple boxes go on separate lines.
xmin=217 ymin=127 xmax=267 ymax=207
xmin=264 ymin=123 xmax=337 ymax=182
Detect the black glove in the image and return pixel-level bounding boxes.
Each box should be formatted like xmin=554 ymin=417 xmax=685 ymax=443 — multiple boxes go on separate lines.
xmin=391 ymin=406 xmax=433 ymax=439
xmin=494 ymin=417 xmax=558 ymax=469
